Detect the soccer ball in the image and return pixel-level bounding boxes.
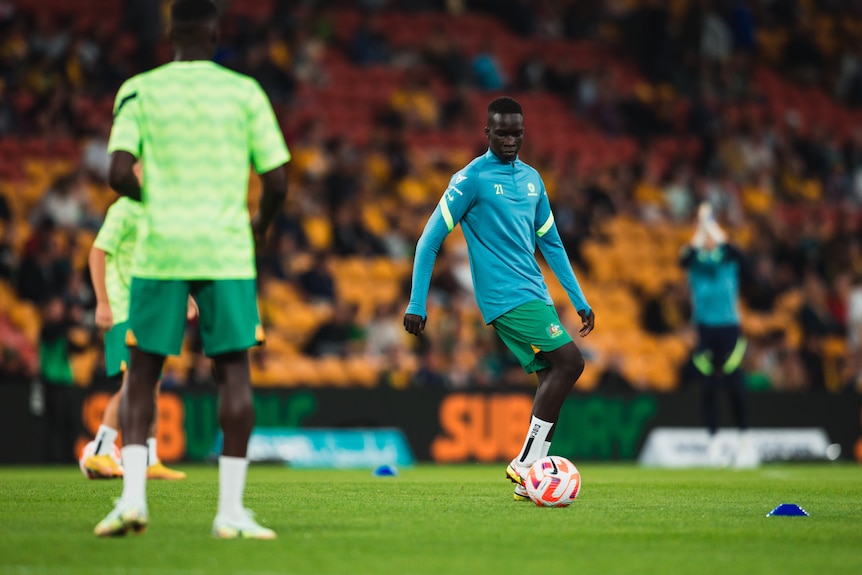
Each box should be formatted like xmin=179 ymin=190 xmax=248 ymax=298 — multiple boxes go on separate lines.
xmin=78 ymin=440 xmax=123 ymax=479
xmin=525 ymin=455 xmax=582 ymax=507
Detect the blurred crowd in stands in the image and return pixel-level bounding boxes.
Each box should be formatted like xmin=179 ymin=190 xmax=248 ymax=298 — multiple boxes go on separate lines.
xmin=1 ymin=0 xmax=862 ymax=393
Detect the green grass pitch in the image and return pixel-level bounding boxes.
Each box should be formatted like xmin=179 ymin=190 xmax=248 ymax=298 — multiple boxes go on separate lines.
xmin=1 ymin=463 xmax=861 ymax=575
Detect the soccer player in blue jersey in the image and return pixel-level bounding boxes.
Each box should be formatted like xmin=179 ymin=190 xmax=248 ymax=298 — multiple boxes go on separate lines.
xmin=680 ymin=203 xmax=757 ymax=468
xmin=404 ymin=97 xmax=595 ymax=501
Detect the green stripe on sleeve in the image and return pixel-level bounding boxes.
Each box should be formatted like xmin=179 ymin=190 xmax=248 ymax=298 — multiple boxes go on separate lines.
xmin=537 ymin=212 xmax=555 ymax=237
xmin=439 ymin=196 xmax=454 ymax=232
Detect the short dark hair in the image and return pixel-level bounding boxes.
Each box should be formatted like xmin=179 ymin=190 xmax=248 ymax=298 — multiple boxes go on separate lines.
xmin=171 ymin=0 xmax=218 ymax=24
xmin=487 ymin=97 xmax=523 ymax=117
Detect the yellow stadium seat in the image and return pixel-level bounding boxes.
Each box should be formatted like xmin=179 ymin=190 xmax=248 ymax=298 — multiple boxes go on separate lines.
xmin=262 ymin=279 xmax=301 ymax=305
xmin=783 ymin=322 xmax=802 ymax=350
xmin=250 ymin=364 xmax=274 ymax=387
xmin=368 ymin=258 xmax=397 ymax=281
xmin=0 ymin=279 xmax=14 ymax=310
xmin=279 ymin=355 xmax=320 ymax=387
xmin=9 ymin=302 xmax=40 ymax=343
xmin=315 ymin=356 xmax=351 ymax=387
xmin=658 ymin=334 xmax=691 ymax=364
xmin=335 ymin=281 xmax=365 ymax=305
xmin=397 ymin=176 xmax=430 ymax=206
xmin=364 ymin=152 xmax=391 ymax=185
xmin=268 ymin=303 xmax=326 ymax=344
xmin=821 ymin=336 xmax=849 ymax=393
xmin=344 ymin=356 xmax=382 ymax=388
xmin=303 ymin=216 xmax=333 ymax=251
xmin=371 ymin=281 xmax=400 ymax=306
xmin=164 ymin=353 xmax=193 ymax=376
xmin=647 ymin=358 xmax=678 ymax=392
xmin=740 ymin=313 xmax=769 ymax=338
xmin=574 ymin=362 xmax=601 ymax=392
xmin=775 ymin=290 xmax=803 ymax=314
xmin=334 ymin=257 xmax=370 ymax=282
xmin=262 ymin=333 xmax=299 ymax=357
xmin=362 ymin=204 xmax=388 ymax=236
xmin=73 ymin=230 xmax=96 ymax=270
xmin=72 ymin=349 xmax=100 ymax=386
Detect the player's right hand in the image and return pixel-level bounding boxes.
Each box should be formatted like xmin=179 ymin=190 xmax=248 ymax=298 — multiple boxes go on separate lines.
xmin=403 ymin=313 xmax=426 ymax=336
xmin=95 ymin=302 xmax=113 ymax=332
xmin=577 ymin=309 xmax=595 ymax=337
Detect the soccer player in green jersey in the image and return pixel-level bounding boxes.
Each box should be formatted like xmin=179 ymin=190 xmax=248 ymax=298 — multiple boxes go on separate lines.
xmin=83 ymin=191 xmax=189 ymax=481
xmin=94 ymin=0 xmax=289 ymax=538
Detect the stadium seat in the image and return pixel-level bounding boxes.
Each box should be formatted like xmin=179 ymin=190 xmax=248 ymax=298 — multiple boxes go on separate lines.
xmin=71 ymin=349 xmax=99 ymax=386
xmin=344 ymin=356 xmax=383 ymax=388
xmin=8 ymin=302 xmax=40 ymax=344
xmin=303 ymin=216 xmax=333 ymax=251
xmin=573 ymin=362 xmax=602 ymax=392
xmin=820 ymin=336 xmax=849 ymax=393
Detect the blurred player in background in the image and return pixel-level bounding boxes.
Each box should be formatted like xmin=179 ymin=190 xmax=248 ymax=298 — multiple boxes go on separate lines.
xmin=94 ymin=0 xmax=289 ymax=538
xmin=83 ymin=186 xmax=190 ymax=481
xmin=680 ymin=203 xmax=758 ymax=468
xmin=404 ymin=97 xmax=595 ymax=501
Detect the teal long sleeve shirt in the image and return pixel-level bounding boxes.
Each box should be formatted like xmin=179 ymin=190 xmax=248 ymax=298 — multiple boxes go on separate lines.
xmin=406 ymin=149 xmax=590 ymax=324
xmin=680 ymin=243 xmax=743 ymax=327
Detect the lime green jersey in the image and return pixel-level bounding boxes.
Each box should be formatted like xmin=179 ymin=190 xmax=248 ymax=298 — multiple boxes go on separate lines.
xmin=107 ymin=60 xmax=290 ymax=280
xmin=93 ymin=197 xmax=141 ymax=324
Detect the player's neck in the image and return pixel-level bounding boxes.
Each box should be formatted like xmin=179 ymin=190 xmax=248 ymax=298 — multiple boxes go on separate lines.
xmin=173 ymin=47 xmax=213 ymax=62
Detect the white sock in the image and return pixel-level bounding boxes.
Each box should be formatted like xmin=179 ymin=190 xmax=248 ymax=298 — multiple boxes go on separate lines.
xmin=539 ymin=440 xmax=552 ymax=460
xmin=217 ymin=456 xmax=248 ymax=522
xmin=514 ymin=416 xmax=554 ymax=468
xmin=147 ymin=438 xmax=159 ymax=466
xmin=94 ymin=425 xmax=118 ymax=456
xmin=120 ymin=445 xmax=148 ymax=508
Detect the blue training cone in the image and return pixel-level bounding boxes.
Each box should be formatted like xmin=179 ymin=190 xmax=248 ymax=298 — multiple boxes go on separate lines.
xmin=767 ymin=503 xmax=809 ymax=517
xmin=372 ymin=464 xmax=398 ymax=477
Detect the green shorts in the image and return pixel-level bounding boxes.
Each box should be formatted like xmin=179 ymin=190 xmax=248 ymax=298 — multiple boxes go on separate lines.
xmin=104 ymin=320 xmax=130 ymax=378
xmin=492 ymin=300 xmax=573 ymax=374
xmin=128 ymin=278 xmax=263 ymax=358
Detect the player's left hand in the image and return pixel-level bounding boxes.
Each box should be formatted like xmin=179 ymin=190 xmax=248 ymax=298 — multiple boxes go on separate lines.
xmin=95 ymin=301 xmax=113 ymax=332
xmin=186 ymin=296 xmax=199 ymax=321
xmin=577 ymin=309 xmax=595 ymax=337
xmin=403 ymin=313 xmax=426 ymax=336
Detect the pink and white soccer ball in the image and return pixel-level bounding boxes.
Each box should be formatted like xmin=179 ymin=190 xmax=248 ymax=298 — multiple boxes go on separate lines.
xmin=78 ymin=440 xmax=123 ymax=479
xmin=525 ymin=455 xmax=582 ymax=507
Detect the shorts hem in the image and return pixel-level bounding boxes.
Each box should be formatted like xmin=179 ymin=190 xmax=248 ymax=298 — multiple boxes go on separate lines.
xmin=131 ymin=341 xmax=183 ymax=358
xmin=203 ymin=338 xmax=262 ymax=358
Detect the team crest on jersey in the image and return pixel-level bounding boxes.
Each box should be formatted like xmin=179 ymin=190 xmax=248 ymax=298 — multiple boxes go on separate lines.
xmin=528 ymin=182 xmax=537 ymax=196
xmin=548 ymin=323 xmax=564 ymax=338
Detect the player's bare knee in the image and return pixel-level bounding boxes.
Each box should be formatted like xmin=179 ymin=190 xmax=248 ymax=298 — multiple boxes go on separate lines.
xmin=548 ymin=344 xmax=584 ymax=382
xmin=219 ymin=394 xmax=253 ymax=423
xmin=211 ymin=350 xmax=250 ymax=385
xmin=565 ymin=350 xmax=585 ymax=382
xmin=128 ymin=348 xmax=165 ymax=387
xmin=572 ymin=351 xmax=585 ymax=378
xmin=566 ymin=354 xmax=584 ymax=385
